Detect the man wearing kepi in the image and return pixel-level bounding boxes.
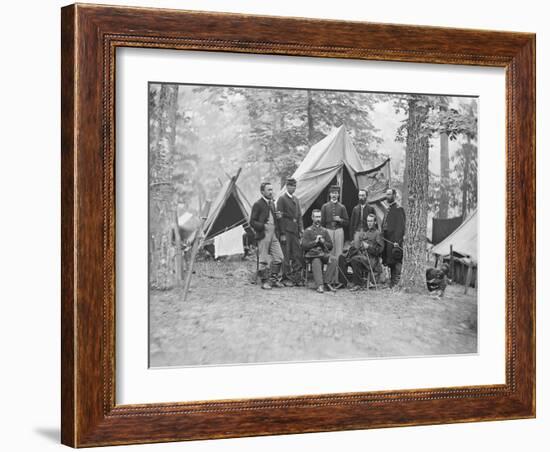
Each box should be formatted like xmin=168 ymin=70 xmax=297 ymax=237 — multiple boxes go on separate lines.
xmin=302 ymin=210 xmax=339 ymax=293
xmin=321 ymin=185 xmax=349 ymax=258
xmin=276 ymin=177 xmax=304 ymax=286
xmin=250 ymin=182 xmax=285 ymax=290
xmin=381 ymin=188 xmax=406 ymax=287
xmin=349 ymin=188 xmax=376 ymax=247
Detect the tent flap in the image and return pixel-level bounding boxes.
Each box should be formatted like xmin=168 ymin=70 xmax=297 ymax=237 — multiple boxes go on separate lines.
xmin=202 ymin=170 xmax=251 ymax=241
xmin=432 ymin=215 xmax=463 ymax=245
xmin=355 ymin=158 xmax=391 ymax=203
xmin=291 ymin=125 xmax=389 ymax=229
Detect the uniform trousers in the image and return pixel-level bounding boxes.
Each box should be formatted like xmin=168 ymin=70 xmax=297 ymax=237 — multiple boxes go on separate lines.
xmin=257 ymin=224 xmax=284 ymax=280
xmin=326 ymin=227 xmax=344 ymax=258
xmin=310 ymin=255 xmax=338 ymax=287
xmin=281 ymin=232 xmax=303 ymax=283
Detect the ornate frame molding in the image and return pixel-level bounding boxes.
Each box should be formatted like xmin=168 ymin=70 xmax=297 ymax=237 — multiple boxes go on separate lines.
xmin=61 ymin=4 xmax=535 ymax=447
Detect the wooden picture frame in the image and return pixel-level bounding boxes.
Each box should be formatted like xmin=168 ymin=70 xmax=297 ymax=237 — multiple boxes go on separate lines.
xmin=61 ymin=3 xmax=535 ymax=447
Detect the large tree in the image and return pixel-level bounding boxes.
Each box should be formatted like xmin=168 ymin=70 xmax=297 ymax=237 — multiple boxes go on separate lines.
xmin=394 ymin=95 xmax=478 ymax=290
xmin=395 ymin=95 xmax=432 ymax=291
xmin=438 ymin=100 xmax=451 ymax=218
xmin=149 ymin=84 xmax=180 ymax=290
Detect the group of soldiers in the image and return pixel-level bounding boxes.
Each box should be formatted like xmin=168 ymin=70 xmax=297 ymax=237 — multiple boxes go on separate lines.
xmin=249 ymin=178 xmax=406 ymax=293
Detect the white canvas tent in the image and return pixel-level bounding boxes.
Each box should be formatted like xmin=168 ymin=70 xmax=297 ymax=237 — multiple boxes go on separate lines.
xmin=291 ymin=125 xmax=390 ymax=232
xmin=431 ymin=209 xmax=478 ymax=263
xmin=182 ymin=169 xmax=253 ymax=296
xmin=202 ymin=169 xmax=251 ymax=242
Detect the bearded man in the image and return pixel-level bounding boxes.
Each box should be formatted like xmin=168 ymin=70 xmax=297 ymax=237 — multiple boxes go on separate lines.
xmin=381 ymin=188 xmax=406 ymax=287
xmin=250 ymin=182 xmax=284 ymax=290
xmin=302 ymin=209 xmax=339 ymax=293
xmin=349 ymin=188 xmax=376 ymax=247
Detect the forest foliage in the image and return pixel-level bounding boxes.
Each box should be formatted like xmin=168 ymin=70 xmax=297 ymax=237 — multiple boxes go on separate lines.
xmin=148 ymin=83 xmax=478 ymax=220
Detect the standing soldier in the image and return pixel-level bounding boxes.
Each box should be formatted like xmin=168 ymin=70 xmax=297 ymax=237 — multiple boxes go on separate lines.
xmin=349 ymin=213 xmax=384 ymax=291
xmin=276 ymin=178 xmax=304 ymax=286
xmin=320 ymin=185 xmax=349 ymax=258
xmin=381 ymin=188 xmax=406 ymax=287
xmin=349 ymin=188 xmax=376 ymax=247
xmin=250 ymin=182 xmax=285 ymax=290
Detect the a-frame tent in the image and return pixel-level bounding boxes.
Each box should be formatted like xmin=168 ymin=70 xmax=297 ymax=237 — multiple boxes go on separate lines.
xmin=182 ymin=169 xmax=251 ymax=296
xmin=202 ymin=168 xmax=252 ymax=241
xmin=291 ymin=125 xmax=390 ymax=236
xmin=431 ymin=208 xmax=478 ymax=263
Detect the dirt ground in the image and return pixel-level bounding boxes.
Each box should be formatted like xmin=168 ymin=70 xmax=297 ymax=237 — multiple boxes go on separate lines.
xmin=149 ymin=259 xmax=478 ymax=367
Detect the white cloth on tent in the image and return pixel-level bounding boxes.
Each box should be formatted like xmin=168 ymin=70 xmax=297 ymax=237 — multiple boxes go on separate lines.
xmin=214 ymin=226 xmax=245 ymax=258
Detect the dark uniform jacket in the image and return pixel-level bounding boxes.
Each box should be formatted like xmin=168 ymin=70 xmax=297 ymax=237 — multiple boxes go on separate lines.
xmin=301 ymin=224 xmax=333 ymax=258
xmin=320 ymin=201 xmax=349 ymax=229
xmin=381 ymin=201 xmax=406 ymax=265
xmin=347 ymin=228 xmax=383 ymax=260
xmin=276 ymin=192 xmax=303 ymax=236
xmin=349 ymin=203 xmax=376 ymax=238
xmin=250 ymin=197 xmax=280 ymax=241
xmin=358 ymin=228 xmax=384 ymax=257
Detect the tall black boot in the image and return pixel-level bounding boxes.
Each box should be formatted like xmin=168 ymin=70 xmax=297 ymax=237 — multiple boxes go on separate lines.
xmin=270 ymin=263 xmax=284 ymax=288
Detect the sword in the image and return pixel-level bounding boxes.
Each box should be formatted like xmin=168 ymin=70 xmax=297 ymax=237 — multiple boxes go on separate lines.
xmin=364 ymin=252 xmax=378 ymax=290
xmin=382 ymin=237 xmax=403 ymax=251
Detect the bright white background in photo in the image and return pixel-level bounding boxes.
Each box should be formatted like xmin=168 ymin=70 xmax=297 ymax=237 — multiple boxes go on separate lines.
xmin=118 ymin=48 xmax=505 ymax=404
xmin=1 ymin=0 xmax=546 ymax=451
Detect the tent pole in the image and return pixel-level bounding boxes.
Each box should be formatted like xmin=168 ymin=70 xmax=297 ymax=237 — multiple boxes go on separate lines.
xmin=339 ymin=165 xmax=344 ymax=200
xmin=449 ymin=244 xmax=454 ymax=283
xmin=182 ymin=200 xmax=212 ymax=301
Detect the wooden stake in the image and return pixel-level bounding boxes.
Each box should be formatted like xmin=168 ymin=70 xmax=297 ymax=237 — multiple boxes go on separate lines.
xmin=450 ymin=244 xmax=454 ymax=282
xmin=464 ymin=261 xmax=473 ymax=294
xmin=182 ymin=200 xmax=211 ymax=301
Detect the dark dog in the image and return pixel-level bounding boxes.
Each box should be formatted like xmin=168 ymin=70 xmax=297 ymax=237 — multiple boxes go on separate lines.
xmin=426 ymin=264 xmax=449 ymax=297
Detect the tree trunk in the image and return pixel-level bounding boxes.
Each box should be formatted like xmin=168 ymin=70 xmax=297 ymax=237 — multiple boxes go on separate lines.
xmin=400 ymin=97 xmax=430 ymax=291
xmin=149 ymin=84 xmax=179 ymax=290
xmin=461 ymin=136 xmax=472 ymax=218
xmin=439 ymin=105 xmax=450 ymax=218
xmin=307 ymin=90 xmax=315 ymax=145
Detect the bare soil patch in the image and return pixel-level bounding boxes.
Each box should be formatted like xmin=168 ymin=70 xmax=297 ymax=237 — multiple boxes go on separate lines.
xmin=150 ymin=259 xmax=477 ymax=367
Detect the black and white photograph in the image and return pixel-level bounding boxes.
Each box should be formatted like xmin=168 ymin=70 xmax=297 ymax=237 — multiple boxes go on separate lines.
xmin=148 ymin=82 xmax=479 ymax=368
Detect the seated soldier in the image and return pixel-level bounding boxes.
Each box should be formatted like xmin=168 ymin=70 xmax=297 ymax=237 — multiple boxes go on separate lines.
xmin=301 ymin=209 xmax=339 ymax=293
xmin=426 ymin=264 xmax=450 ymax=297
xmin=348 ymin=214 xmax=384 ymax=291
